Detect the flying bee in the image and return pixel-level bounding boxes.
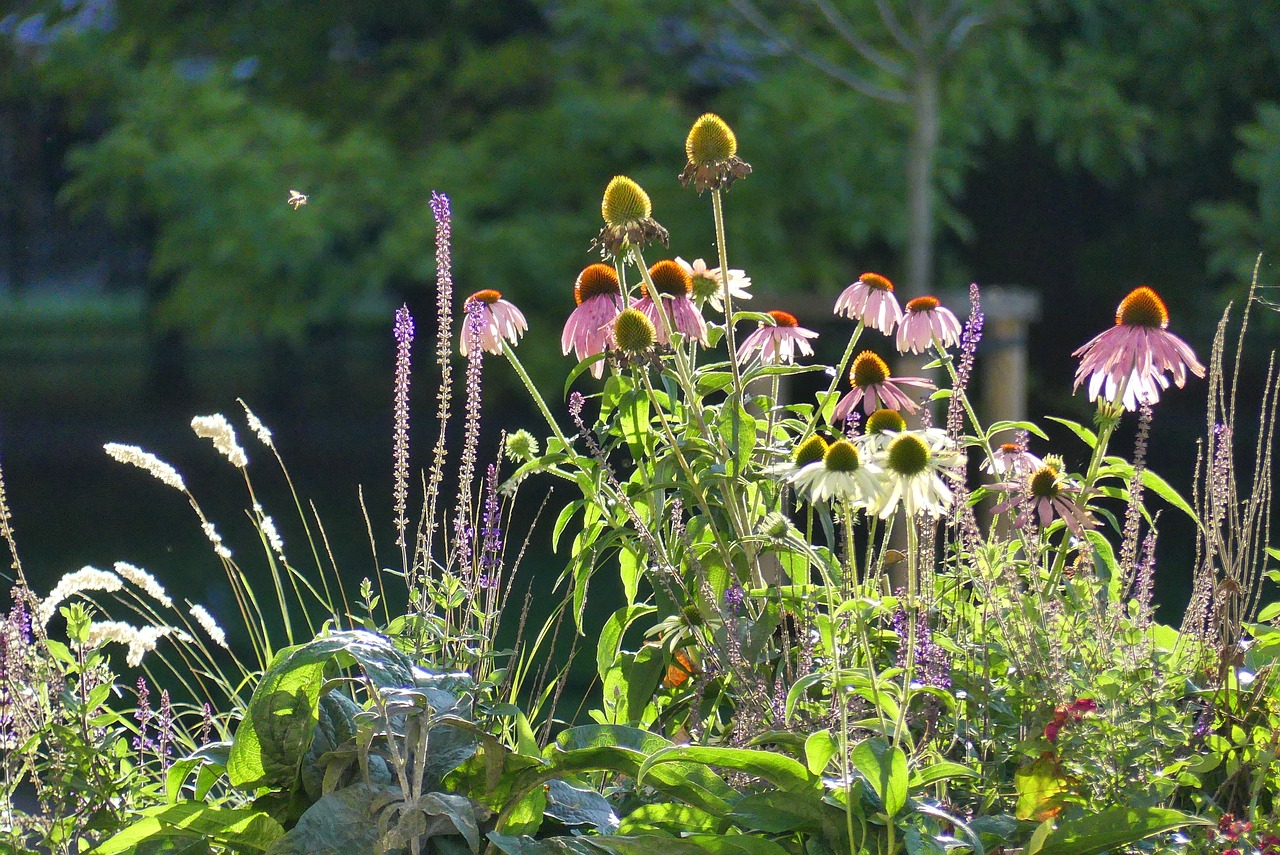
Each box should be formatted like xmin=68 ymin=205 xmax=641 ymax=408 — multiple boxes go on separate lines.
xmin=287 ymin=190 xmax=308 ymax=210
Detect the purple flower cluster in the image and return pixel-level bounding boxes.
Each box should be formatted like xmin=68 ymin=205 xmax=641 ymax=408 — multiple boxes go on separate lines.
xmin=892 ymin=606 xmax=951 ymax=689
xmin=453 ymin=301 xmax=487 ymax=575
xmin=479 ymin=464 xmax=503 ymax=589
xmin=392 ymin=304 xmax=414 ymax=550
xmin=946 ymin=283 xmax=984 ymax=442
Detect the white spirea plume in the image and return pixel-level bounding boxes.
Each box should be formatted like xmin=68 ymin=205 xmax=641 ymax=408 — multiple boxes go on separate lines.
xmin=253 ymin=503 xmax=285 ymax=558
xmin=189 ymin=603 xmax=228 ymax=649
xmin=113 ymin=561 xmax=172 ymax=608
xmin=238 ymin=399 xmax=274 ymax=448
xmin=86 ymin=621 xmax=177 ymax=667
xmin=192 ymin=414 xmax=248 ymax=468
xmin=201 ymin=521 xmax=233 ymax=560
xmin=38 ymin=566 xmax=124 ymax=626
xmin=103 ymin=444 xmax=186 ymax=491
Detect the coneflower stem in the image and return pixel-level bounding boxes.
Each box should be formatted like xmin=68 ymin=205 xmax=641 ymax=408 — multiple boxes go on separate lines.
xmin=802 ymin=321 xmax=865 ymax=442
xmin=501 ymin=343 xmax=574 ymax=459
xmin=711 ymin=189 xmax=746 ymax=476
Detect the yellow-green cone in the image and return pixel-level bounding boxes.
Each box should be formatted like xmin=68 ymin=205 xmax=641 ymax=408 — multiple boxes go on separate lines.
xmin=679 ymin=112 xmax=752 ymax=194
xmin=614 ymin=307 xmax=657 ymax=353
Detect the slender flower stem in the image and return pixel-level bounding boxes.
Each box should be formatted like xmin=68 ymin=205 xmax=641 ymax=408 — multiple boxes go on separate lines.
xmin=711 ymin=189 xmax=746 ymax=482
xmin=502 ymin=342 xmax=575 ymax=458
xmin=801 ymin=321 xmax=865 ymax=442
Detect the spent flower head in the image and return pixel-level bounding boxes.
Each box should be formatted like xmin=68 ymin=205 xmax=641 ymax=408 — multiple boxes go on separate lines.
xmin=1072 ymin=286 xmax=1205 ymax=411
xmin=679 ymin=113 xmax=752 ymax=194
xmin=595 ymin=175 xmax=669 ymax=258
xmin=503 ymin=429 xmax=540 ymax=462
xmin=191 ymin=414 xmax=248 ymax=468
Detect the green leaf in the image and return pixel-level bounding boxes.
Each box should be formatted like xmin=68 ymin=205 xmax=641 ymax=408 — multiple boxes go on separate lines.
xmin=850 ymin=738 xmax=907 ymax=819
xmin=267 ymin=782 xmax=396 ymax=854
xmin=597 ymin=605 xmax=656 ymax=684
xmin=88 ymin=803 xmax=284 ymax=854
xmin=909 ymin=761 xmax=979 ymax=791
xmin=1258 ymin=601 xmax=1280 ymax=622
xmin=804 ymin=730 xmax=838 ymax=776
xmin=618 ymin=544 xmax=642 ymax=607
xmin=228 ymin=630 xmax=415 ymax=789
xmin=1015 ymin=753 xmax=1069 ymax=822
xmin=542 ymin=726 xmax=735 ymax=816
xmin=616 ymin=803 xmax=722 ymax=835
xmin=1045 ymin=416 xmax=1098 ymax=449
xmin=1027 ymin=807 xmax=1212 ymax=855
xmin=728 ymin=791 xmax=826 ymax=833
xmin=986 ymin=420 xmax=1049 ymax=441
xmin=638 ymin=745 xmax=814 ymax=794
xmin=543 ymin=779 xmax=619 ymax=832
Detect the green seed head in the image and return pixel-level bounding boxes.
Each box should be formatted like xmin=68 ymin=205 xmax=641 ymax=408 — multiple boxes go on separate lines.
xmin=503 ymin=429 xmax=539 ymax=462
xmin=793 ymin=434 xmax=829 ymax=466
xmin=602 ymin=176 xmax=652 ymax=228
xmin=681 ymin=604 xmax=703 ymax=626
xmin=886 ymin=434 xmax=930 ymax=477
xmin=613 ymin=307 xmax=656 ymax=353
xmin=823 ymin=439 xmax=861 ymax=473
xmin=866 ymin=408 xmax=907 ymax=435
xmin=761 ymin=511 xmax=791 ymax=540
xmin=686 ymin=113 xmax=738 ymax=166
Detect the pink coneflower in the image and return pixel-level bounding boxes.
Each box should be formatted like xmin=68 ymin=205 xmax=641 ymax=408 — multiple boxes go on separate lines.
xmin=737 ymin=310 xmax=818 ymax=365
xmin=980 ymin=442 xmax=1044 ymax=477
xmin=562 ymin=263 xmax=623 ymax=378
xmin=637 ymin=259 xmax=708 ymax=346
xmin=992 ymin=464 xmax=1094 ymax=537
xmin=831 ymin=351 xmax=936 ymax=422
xmin=896 ymin=295 xmax=962 ymax=354
xmin=676 ymin=256 xmax=751 ymax=314
xmin=1072 ymin=286 xmax=1205 ymax=411
xmin=460 ymin=290 xmax=527 ymax=356
xmin=834 ymin=272 xmax=903 ymax=333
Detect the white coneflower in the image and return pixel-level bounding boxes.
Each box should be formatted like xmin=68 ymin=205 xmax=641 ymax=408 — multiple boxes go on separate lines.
xmin=86 ymin=621 xmax=174 ymax=667
xmin=873 ymin=430 xmax=963 ymax=519
xmin=201 ymin=521 xmax=233 ymax=560
xmin=113 ymin=561 xmax=172 ymax=608
xmin=191 ymin=415 xmax=248 ymax=468
xmin=103 ymin=443 xmax=186 ymax=491
xmin=189 ymin=603 xmax=228 ymax=649
xmin=253 ymin=503 xmax=285 ymax=558
xmin=238 ymin=398 xmax=274 ymax=448
xmin=38 ymin=566 xmax=124 ymax=626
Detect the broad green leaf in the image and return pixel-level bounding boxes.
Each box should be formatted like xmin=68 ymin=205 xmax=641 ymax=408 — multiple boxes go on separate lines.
xmin=543 ymin=779 xmax=619 ymax=832
xmin=1028 ymin=807 xmax=1212 ymax=855
xmin=88 ymin=803 xmax=283 ymax=854
xmin=638 ymin=745 xmax=814 ymax=794
xmin=618 ymin=543 xmax=642 ymax=606
xmin=986 ymin=419 xmax=1050 ymax=441
xmin=728 ymin=790 xmax=826 ymax=833
xmin=850 ymin=738 xmax=907 ymax=818
xmin=616 ymin=803 xmax=722 ymax=835
xmin=228 ymin=631 xmax=415 ymax=789
xmin=267 ymin=782 xmax=396 ymax=854
xmin=1015 ymin=753 xmax=1069 ymax=822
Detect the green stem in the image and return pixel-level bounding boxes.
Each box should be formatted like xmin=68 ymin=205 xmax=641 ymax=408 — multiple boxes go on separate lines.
xmin=801 ymin=321 xmax=865 ymax=442
xmin=711 ymin=189 xmax=746 ymax=483
xmin=502 ymin=341 xmax=575 ymax=457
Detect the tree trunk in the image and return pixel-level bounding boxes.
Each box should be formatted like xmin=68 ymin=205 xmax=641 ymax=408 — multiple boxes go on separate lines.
xmin=904 ymin=61 xmax=939 ymax=301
